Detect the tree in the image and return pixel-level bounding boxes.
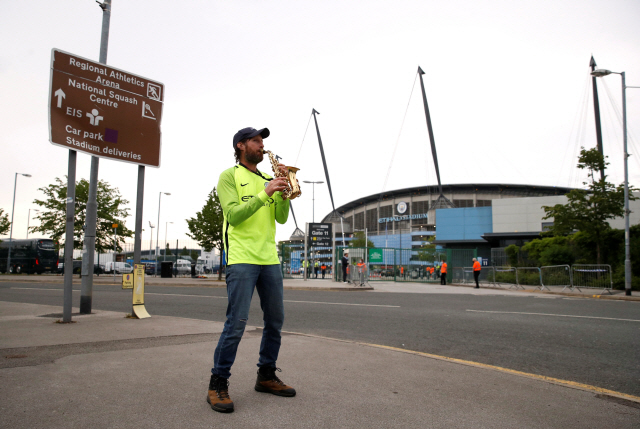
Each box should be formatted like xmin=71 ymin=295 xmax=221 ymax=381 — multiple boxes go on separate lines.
xmin=542 ymin=148 xmax=636 ymax=264
xmin=416 ymin=236 xmax=437 ymax=262
xmin=165 ymin=243 xmax=172 ymax=256
xmin=186 ymin=188 xmax=224 ymax=279
xmin=349 ymin=231 xmax=374 ymax=248
xmin=30 ymin=177 xmax=133 ymax=252
xmin=0 ymin=208 xmax=10 ymax=242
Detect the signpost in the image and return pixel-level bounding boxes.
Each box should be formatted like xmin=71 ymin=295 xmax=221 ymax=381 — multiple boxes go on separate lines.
xmin=308 ymin=223 xmax=332 ymax=248
xmin=307 ymin=223 xmax=332 ymax=281
xmin=49 ymin=49 xmax=164 ymax=167
xmin=49 ymin=43 xmax=164 ymax=319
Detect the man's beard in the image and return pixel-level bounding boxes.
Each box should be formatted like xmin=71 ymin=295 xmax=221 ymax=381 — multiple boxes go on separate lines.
xmin=245 ymin=148 xmax=263 ymax=164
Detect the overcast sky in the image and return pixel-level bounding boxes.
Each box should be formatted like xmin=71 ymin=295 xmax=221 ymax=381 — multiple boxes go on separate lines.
xmin=1 ymin=0 xmax=639 ymax=246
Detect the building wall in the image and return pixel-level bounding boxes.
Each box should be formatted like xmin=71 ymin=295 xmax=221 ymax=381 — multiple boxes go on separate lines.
xmin=492 ymin=196 xmax=566 ymax=233
xmin=492 ymin=193 xmax=640 ymax=233
xmin=435 ymin=207 xmax=493 ymax=241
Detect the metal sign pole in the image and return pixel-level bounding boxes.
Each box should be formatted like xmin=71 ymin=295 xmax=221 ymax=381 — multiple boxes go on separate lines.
xmin=133 ymin=165 xmax=144 ymax=265
xmin=80 ymin=0 xmax=112 ymax=315
xmin=304 ymin=223 xmax=308 ymax=282
xmin=62 ymin=151 xmax=77 ymax=323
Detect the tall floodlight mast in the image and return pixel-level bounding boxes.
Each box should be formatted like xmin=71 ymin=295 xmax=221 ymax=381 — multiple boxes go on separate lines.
xmin=590 ymin=56 xmax=605 ymax=181
xmin=417 ymin=67 xmax=454 ymax=209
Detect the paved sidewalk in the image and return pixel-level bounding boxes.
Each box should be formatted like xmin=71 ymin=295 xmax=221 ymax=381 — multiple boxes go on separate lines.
xmin=1 ymin=301 xmax=639 ymax=428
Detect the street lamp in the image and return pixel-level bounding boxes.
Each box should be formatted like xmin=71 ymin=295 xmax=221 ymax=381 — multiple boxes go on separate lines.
xmin=302 ymin=180 xmax=324 ymax=223
xmin=26 ymin=209 xmax=39 ymax=239
xmin=164 ymin=221 xmax=173 ymax=261
xmin=591 ymin=68 xmax=639 ymax=296
xmin=6 ymin=173 xmax=31 ymax=273
xmin=149 ymin=221 xmax=155 ymax=263
xmin=156 ymin=192 xmax=171 ymax=276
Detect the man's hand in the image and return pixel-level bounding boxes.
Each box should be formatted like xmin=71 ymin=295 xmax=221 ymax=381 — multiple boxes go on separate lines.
xmin=265 ymin=177 xmax=289 ymax=197
xmin=277 ymin=163 xmax=288 ymax=177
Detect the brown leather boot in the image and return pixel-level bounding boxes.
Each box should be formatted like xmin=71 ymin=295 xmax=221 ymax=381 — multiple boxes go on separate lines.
xmin=207 ymin=375 xmax=234 ymax=413
xmin=255 ymin=367 xmax=296 ymax=397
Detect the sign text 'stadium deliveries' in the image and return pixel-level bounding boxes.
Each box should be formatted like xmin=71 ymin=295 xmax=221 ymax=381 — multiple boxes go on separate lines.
xmin=48 ymin=49 xmax=164 ymax=167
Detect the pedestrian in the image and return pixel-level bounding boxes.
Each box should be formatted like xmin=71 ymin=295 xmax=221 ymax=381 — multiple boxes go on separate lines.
xmin=207 ymin=127 xmax=296 ymax=414
xmin=440 ymin=260 xmax=447 ymax=285
xmin=357 ymin=258 xmax=366 ymax=286
xmin=314 ymin=261 xmax=319 ymax=279
xmin=472 ymin=257 xmax=481 ymax=288
xmin=321 ymin=263 xmax=326 ymax=279
xmin=342 ymin=252 xmax=349 ymax=283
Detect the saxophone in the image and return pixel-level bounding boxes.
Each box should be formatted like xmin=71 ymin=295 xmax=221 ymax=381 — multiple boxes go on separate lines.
xmin=263 ymin=150 xmax=302 ymax=200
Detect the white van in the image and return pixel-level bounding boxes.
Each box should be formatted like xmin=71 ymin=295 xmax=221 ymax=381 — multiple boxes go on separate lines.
xmin=175 ymin=259 xmax=192 ymax=275
xmin=104 ymin=262 xmax=133 ymax=274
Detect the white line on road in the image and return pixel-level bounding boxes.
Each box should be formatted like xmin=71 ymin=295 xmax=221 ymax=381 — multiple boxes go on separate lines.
xmin=9 ymin=289 xmax=398 ymax=308
xmin=466 ymin=310 xmax=640 ymax=322
xmin=146 ymin=292 xmax=226 ymax=299
xmin=284 ymin=300 xmax=399 ymax=308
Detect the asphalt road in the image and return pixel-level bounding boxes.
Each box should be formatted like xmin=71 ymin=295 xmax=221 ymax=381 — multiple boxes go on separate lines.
xmin=1 ymin=281 xmax=639 ymax=398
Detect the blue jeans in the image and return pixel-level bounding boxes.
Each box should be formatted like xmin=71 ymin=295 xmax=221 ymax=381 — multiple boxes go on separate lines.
xmin=212 ymin=264 xmax=284 ymax=379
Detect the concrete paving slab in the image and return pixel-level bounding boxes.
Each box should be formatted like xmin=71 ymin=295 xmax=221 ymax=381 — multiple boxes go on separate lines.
xmin=0 ymin=301 xmax=639 ymax=428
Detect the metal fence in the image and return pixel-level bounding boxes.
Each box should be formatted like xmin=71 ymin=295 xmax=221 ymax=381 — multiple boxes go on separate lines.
xmin=516 ymin=267 xmax=545 ymax=291
xmin=541 ymin=265 xmax=572 ymax=292
xmin=571 ymin=264 xmax=613 ymax=294
xmin=459 ymin=266 xmax=496 ymax=287
xmin=494 ymin=266 xmax=518 ymax=289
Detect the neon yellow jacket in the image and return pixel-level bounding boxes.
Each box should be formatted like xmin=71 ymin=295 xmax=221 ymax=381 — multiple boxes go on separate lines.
xmin=218 ymin=164 xmax=289 ymax=265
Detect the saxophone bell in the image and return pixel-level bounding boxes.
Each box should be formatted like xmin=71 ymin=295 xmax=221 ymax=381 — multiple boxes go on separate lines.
xmin=264 ymin=149 xmax=302 ymax=200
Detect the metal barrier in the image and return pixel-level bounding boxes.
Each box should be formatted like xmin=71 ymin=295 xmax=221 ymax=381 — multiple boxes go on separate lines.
xmin=494 ymin=266 xmax=518 ymax=289
xmin=541 ymin=265 xmax=572 ymax=292
xmin=459 ymin=266 xmax=497 ymax=287
xmin=516 ymin=267 xmax=545 ymax=290
xmin=451 ymin=267 xmax=465 ymax=284
xmin=571 ymin=264 xmax=613 ymax=294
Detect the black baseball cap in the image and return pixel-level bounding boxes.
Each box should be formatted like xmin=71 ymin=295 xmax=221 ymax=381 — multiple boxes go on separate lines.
xmin=233 ymin=127 xmax=270 ymax=149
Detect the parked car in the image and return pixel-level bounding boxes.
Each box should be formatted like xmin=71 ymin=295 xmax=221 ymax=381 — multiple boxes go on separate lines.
xmin=58 ymin=261 xmax=104 ymax=275
xmin=145 ymin=264 xmax=156 ymax=275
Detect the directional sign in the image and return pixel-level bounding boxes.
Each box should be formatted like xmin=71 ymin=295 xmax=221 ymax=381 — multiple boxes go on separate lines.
xmin=308 ymin=223 xmax=332 ymax=247
xmin=48 ymin=49 xmax=164 ymax=167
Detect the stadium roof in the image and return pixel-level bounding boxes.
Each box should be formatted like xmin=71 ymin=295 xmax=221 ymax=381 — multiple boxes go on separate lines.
xmin=323 ymin=183 xmax=576 ymax=221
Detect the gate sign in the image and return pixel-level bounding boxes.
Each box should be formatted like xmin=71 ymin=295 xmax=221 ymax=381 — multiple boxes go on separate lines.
xmin=48 ymin=49 xmax=164 ymax=167
xmin=308 ymin=223 xmax=332 ymax=247
xmin=368 ymin=248 xmax=383 ymax=263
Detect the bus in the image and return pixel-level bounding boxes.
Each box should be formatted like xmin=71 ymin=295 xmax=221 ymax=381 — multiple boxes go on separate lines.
xmin=0 ymin=238 xmax=59 ymax=274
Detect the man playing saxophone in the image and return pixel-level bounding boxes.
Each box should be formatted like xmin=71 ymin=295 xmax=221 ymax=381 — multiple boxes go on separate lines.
xmin=207 ymin=127 xmax=295 ymax=414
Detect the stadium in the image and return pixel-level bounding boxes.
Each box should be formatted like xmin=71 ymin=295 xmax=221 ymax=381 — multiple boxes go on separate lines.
xmin=319 ymin=183 xmax=576 ymax=266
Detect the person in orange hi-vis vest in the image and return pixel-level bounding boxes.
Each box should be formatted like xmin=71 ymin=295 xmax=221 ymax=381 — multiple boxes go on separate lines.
xmin=472 ymin=258 xmax=481 ymax=289
xmin=440 ymin=261 xmax=447 ymax=285
xmin=321 ymin=264 xmax=326 ymax=279
xmin=356 ymin=259 xmax=366 ymax=286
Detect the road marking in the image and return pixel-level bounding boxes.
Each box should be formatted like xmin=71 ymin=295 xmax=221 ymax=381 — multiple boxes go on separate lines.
xmin=8 ymin=288 xmax=398 ymax=308
xmin=146 ymin=292 xmax=226 ymax=299
xmin=284 ymin=300 xmax=399 ymax=308
xmin=283 ymin=330 xmax=640 ymax=404
xmin=466 ymin=309 xmax=640 ymax=322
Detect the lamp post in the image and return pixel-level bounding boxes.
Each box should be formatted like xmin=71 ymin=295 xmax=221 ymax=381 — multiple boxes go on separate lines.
xmin=26 ymin=209 xmax=39 ymax=239
xmin=156 ymin=192 xmax=170 ymax=276
xmin=164 ymin=221 xmax=173 ymax=261
xmin=149 ymin=221 xmax=155 ymax=264
xmin=591 ymin=68 xmax=639 ymax=296
xmin=7 ymin=173 xmax=31 ymax=273
xmin=302 ymin=180 xmax=324 ymax=223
